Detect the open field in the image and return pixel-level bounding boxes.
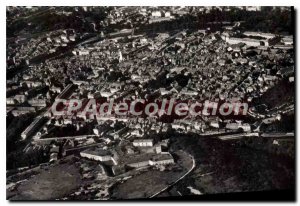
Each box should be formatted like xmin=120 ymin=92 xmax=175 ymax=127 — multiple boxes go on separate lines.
xmin=7 ymin=158 xmax=82 ymax=200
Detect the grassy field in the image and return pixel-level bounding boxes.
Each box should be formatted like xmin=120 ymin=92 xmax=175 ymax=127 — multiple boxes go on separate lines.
xmin=8 ymin=158 xmax=82 ymax=200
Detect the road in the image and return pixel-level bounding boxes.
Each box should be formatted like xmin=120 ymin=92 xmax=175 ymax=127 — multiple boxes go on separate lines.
xmin=149 ymin=152 xmax=195 ymax=198
xmin=217 ymin=132 xmax=294 ymax=140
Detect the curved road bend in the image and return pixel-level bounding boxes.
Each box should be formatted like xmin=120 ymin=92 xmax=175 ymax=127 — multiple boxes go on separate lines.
xmin=149 ymin=152 xmax=196 ymax=198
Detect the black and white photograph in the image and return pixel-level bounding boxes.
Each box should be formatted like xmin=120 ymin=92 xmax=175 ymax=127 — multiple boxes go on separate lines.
xmin=4 ymin=2 xmax=297 ymax=202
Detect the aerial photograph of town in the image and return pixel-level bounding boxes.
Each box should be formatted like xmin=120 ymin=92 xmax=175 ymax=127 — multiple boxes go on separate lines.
xmin=6 ymin=6 xmax=295 ymax=201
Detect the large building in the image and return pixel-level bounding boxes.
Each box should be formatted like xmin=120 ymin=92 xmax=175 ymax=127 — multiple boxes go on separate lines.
xmin=80 ymin=148 xmax=119 ymax=165
xmin=226 ymin=37 xmax=269 ymax=47
xmin=21 ymin=116 xmax=46 ymax=140
xmin=133 ymin=139 xmax=154 ymax=147
xmin=55 ymin=84 xmax=76 ymax=100
xmin=126 ymin=153 xmax=174 ymax=168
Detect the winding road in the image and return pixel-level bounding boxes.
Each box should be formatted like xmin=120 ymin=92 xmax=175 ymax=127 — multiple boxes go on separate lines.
xmin=149 ymin=152 xmax=196 ymax=198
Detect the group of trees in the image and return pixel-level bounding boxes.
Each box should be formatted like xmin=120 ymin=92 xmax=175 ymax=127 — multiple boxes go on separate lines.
xmin=7 ymin=6 xmax=111 ymax=37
